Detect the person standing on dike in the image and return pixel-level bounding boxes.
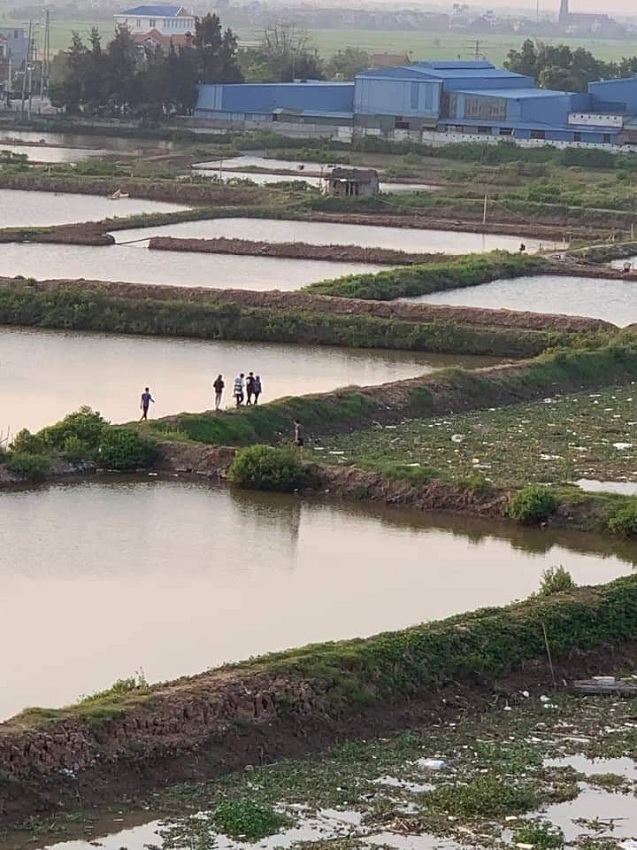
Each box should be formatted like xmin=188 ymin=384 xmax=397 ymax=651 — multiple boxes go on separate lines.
xmin=213 ymin=374 xmax=224 ymax=411
xmin=140 ymin=387 xmax=155 ymax=421
xmin=253 ymin=375 xmax=262 ymax=404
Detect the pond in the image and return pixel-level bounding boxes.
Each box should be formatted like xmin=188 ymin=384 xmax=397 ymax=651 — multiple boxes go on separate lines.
xmin=113 ymin=217 xmax=555 ymax=254
xmin=0 ymin=129 xmax=174 ymax=154
xmin=0 ymin=142 xmax=108 ymax=163
xmin=0 ymin=478 xmax=632 ymax=720
xmin=0 ymin=327 xmax=496 ymax=434
xmin=401 ymin=274 xmax=635 ymax=326
xmin=0 ymin=189 xmax=188 ymax=228
xmin=0 ymin=242 xmax=383 ymax=289
xmin=191 ymin=167 xmax=436 ymax=193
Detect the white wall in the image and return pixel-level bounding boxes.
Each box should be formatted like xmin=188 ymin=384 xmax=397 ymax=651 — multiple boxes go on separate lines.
xmin=114 ymin=13 xmax=194 ymax=34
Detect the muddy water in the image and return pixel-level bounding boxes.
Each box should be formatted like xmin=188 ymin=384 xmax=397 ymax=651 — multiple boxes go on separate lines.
xmin=0 ymin=189 xmax=187 ymax=228
xmin=112 ymin=217 xmax=557 ymax=254
xmin=0 ymin=129 xmax=174 ymax=154
xmin=0 ymin=327 xmax=493 ymax=433
xmin=403 ymin=274 xmax=634 ymax=326
xmin=0 ymin=242 xmax=382 ymax=289
xmin=0 ymin=143 xmax=108 ymax=163
xmin=0 ymin=478 xmax=633 ymax=720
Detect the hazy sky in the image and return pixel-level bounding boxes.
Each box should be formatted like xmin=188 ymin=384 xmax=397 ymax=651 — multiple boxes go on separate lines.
xmin=473 ymin=0 xmax=629 ymax=13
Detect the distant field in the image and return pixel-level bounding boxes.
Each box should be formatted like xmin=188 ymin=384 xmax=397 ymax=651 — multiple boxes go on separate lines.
xmin=40 ymin=19 xmax=637 ymax=64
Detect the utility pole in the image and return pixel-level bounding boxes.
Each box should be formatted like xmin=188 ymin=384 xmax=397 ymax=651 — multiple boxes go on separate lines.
xmin=482 ymin=194 xmax=488 ymax=225
xmin=20 ymin=20 xmax=32 ymax=118
xmin=40 ymin=9 xmax=50 ymax=99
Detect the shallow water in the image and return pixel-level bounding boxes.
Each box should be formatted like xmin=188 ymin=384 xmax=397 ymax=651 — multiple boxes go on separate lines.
xmin=0 ymin=241 xmax=381 ymax=288
xmin=192 ymin=166 xmax=432 ymax=194
xmin=575 ymin=479 xmax=637 ymax=496
xmin=402 ymin=274 xmax=636 ymax=326
xmin=0 ymin=189 xmax=187 ymax=228
xmin=0 ymin=327 xmax=491 ymax=433
xmin=544 ymin=754 xmax=637 ymax=779
xmin=113 ymin=217 xmax=553 ymax=253
xmin=0 ymin=143 xmax=107 ymax=163
xmin=0 ymin=129 xmax=174 ymax=153
xmin=0 ymin=479 xmax=632 ymax=719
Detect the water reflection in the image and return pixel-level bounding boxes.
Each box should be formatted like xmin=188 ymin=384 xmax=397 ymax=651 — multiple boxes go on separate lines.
xmin=0 ymin=478 xmax=632 ymax=719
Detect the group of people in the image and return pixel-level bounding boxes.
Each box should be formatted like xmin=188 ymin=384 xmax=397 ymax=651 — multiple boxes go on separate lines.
xmin=213 ymin=372 xmax=263 ymax=410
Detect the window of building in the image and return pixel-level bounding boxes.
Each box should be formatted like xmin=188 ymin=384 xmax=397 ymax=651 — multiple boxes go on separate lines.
xmin=423 ymin=85 xmax=433 ymax=111
xmin=477 ymin=126 xmax=491 ymax=134
xmin=573 ymin=132 xmax=581 ymax=142
xmin=395 ymin=119 xmax=410 ymax=130
xmin=603 ymin=133 xmax=611 ymax=144
xmin=149 ymin=18 xmax=156 ymax=27
xmin=530 ymin=130 xmax=546 ymax=139
xmin=13 ymin=30 xmax=19 ymax=38
xmin=136 ymin=18 xmax=140 ymax=26
xmin=499 ymin=127 xmax=513 ymax=136
xmin=464 ymin=95 xmax=506 ymax=121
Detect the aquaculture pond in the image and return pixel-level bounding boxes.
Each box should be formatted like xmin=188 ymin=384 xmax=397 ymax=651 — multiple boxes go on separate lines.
xmin=402 ymin=274 xmax=635 ymax=326
xmin=0 ymin=189 xmax=187 ymax=228
xmin=0 ymin=241 xmax=383 ymax=289
xmin=0 ymin=327 xmax=493 ymax=434
xmin=0 ymin=129 xmax=174 ymax=154
xmin=0 ymin=478 xmax=633 ymax=720
xmin=0 ymin=142 xmax=108 ymax=162
xmin=112 ymin=217 xmax=556 ymax=254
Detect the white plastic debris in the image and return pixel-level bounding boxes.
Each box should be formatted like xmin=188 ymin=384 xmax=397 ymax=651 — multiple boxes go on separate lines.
xmin=540 ymin=695 xmax=551 ymax=703
xmin=451 ymin=434 xmax=464 ymax=443
xmin=419 ymin=758 xmax=447 ymax=770
xmin=521 ymin=690 xmax=530 ymax=698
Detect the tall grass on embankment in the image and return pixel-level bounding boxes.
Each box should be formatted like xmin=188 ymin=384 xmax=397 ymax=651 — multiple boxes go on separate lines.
xmin=0 ymin=278 xmax=600 ymax=359
xmin=148 ymin=344 xmax=637 ymax=447
xmin=305 ymin=252 xmax=550 ymax=300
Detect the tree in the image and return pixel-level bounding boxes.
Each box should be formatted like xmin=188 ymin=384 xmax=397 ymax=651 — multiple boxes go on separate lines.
xmin=326 ymin=47 xmax=370 ymax=80
xmin=190 ymin=13 xmax=243 ymax=83
xmin=259 ymin=22 xmax=324 ymax=81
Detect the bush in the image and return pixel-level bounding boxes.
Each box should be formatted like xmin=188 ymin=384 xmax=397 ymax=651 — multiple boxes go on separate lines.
xmin=509 ymin=485 xmax=558 ymax=525
xmin=608 ymin=500 xmax=637 ymax=537
xmin=538 ymin=566 xmax=576 ymax=596
xmin=515 ymin=821 xmax=564 ymax=849
xmin=97 ymin=428 xmax=160 ymax=470
xmin=212 ymin=801 xmax=289 ymax=840
xmin=230 ymin=445 xmax=316 ymax=493
xmin=6 ymin=452 xmax=52 ymax=483
xmin=10 ymin=428 xmax=47 ymax=455
xmin=62 ymin=435 xmax=90 ymax=464
xmin=40 ymin=406 xmax=107 ymax=452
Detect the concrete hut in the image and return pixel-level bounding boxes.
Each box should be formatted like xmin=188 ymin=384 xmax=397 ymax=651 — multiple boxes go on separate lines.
xmin=326 ymin=167 xmax=379 ymax=197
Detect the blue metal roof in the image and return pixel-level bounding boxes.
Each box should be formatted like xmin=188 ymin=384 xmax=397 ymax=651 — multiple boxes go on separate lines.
xmin=358 ymin=63 xmax=527 ymax=82
xmin=456 ymin=88 xmax=571 ymax=99
xmin=121 ymin=5 xmax=185 ymax=16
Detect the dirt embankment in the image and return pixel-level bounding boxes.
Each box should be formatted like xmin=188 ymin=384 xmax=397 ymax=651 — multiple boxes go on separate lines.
xmin=0 ymin=174 xmax=267 ymax=206
xmin=148 ymin=236 xmax=430 ymax=265
xmin=0 ymin=277 xmax=614 ymax=334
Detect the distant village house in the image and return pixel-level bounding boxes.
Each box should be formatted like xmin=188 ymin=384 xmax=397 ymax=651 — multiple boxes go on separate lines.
xmin=114 ymin=5 xmax=195 ymax=49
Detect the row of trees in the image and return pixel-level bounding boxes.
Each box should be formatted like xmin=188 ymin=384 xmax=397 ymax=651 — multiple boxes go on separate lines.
xmin=505 ymin=40 xmax=637 ymax=92
xmin=50 ymin=14 xmax=242 ymax=116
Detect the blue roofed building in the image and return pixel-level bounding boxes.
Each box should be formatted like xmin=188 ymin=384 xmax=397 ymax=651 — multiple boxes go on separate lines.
xmin=114 ymin=5 xmax=194 ymax=42
xmin=193 ymin=59 xmax=637 ymax=148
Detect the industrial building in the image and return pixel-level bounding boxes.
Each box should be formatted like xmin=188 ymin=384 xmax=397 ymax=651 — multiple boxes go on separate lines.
xmin=194 ymin=59 xmax=637 ymax=148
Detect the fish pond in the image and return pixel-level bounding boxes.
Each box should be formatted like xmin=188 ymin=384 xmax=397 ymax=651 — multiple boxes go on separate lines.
xmin=0 ymin=478 xmax=633 ymax=720
xmin=402 ymin=274 xmax=636 ymax=326
xmin=0 ymin=327 xmax=493 ymax=434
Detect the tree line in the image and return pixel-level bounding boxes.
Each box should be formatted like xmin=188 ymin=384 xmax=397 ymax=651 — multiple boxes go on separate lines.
xmin=50 ymin=14 xmax=242 ymax=117
xmin=505 ymin=40 xmax=637 ymax=92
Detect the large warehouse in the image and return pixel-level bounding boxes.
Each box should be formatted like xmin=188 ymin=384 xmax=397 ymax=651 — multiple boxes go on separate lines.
xmin=194 ymin=60 xmax=637 ymax=147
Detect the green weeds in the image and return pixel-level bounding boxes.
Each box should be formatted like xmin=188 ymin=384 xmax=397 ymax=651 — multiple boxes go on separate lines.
xmin=509 ymin=485 xmax=559 ymax=525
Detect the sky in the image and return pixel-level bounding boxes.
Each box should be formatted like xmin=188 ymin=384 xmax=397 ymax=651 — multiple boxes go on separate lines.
xmin=473 ymin=0 xmax=630 ymax=13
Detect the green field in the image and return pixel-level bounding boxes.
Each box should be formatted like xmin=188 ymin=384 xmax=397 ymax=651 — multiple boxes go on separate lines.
xmin=33 ymin=19 xmax=637 ymax=63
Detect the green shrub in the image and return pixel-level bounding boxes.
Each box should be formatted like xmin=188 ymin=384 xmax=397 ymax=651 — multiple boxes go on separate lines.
xmin=425 ymin=774 xmax=537 ymax=817
xmin=230 ymin=445 xmax=317 ymax=493
xmin=10 ymin=428 xmax=47 ymax=455
xmin=509 ymin=485 xmax=558 ymax=525
xmin=62 ymin=435 xmax=90 ymax=464
xmin=6 ymin=452 xmax=52 ymax=483
xmin=40 ymin=406 xmax=107 ymax=452
xmin=97 ymin=428 xmax=160 ymax=470
xmin=538 ymin=566 xmax=576 ymax=596
xmin=608 ymin=500 xmax=637 ymax=537
xmin=212 ymin=801 xmax=288 ymax=840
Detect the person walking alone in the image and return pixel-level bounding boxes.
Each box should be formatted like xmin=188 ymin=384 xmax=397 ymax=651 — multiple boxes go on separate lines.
xmin=253 ymin=375 xmax=262 ymax=404
xmin=213 ymin=374 xmax=224 ymax=411
xmin=233 ymin=373 xmax=245 ymax=407
xmin=246 ymin=372 xmax=255 ymax=405
xmin=140 ymin=387 xmax=154 ymax=421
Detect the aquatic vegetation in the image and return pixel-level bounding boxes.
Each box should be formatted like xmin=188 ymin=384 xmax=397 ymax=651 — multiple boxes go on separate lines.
xmin=538 ymin=566 xmax=576 ymax=597
xmin=230 ymin=445 xmax=317 ymax=493
xmin=607 ymin=500 xmax=637 ymax=538
xmin=5 ymin=452 xmax=51 ymax=483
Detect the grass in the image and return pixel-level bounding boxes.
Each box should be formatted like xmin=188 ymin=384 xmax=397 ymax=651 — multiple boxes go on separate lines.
xmin=321 ymin=382 xmax=637 ymax=489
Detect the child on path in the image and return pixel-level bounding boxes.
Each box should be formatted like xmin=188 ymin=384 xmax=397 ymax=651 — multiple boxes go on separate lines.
xmin=213 ymin=374 xmax=224 ymax=411
xmin=140 ymin=387 xmax=154 ymax=421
